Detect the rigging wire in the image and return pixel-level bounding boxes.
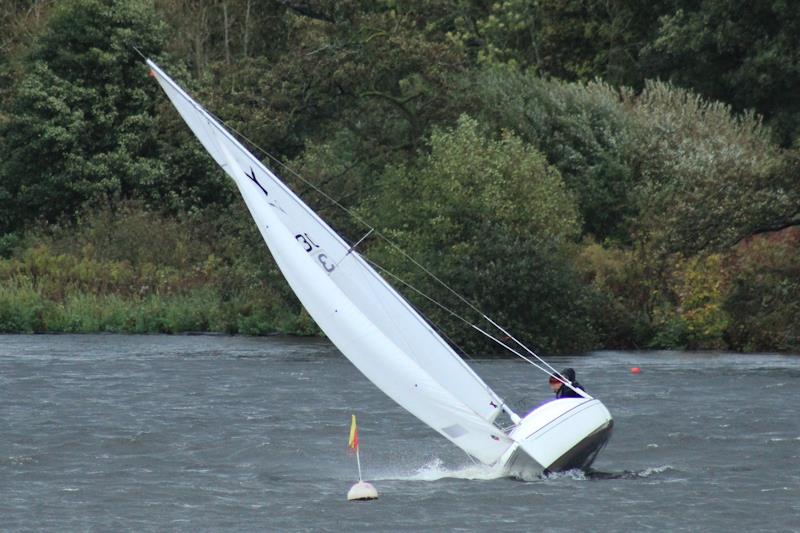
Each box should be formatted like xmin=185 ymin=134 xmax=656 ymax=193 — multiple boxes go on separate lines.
xmin=364 ymin=257 xmax=563 ymax=379
xmin=199 ymin=104 xmax=564 ymax=380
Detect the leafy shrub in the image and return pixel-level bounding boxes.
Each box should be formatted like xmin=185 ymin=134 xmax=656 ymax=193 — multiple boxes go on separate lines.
xmin=361 ymin=115 xmax=596 ymax=354
xmin=458 ymin=66 xmax=636 ymax=242
xmin=725 ymin=234 xmax=800 ymax=352
xmin=0 ymin=277 xmax=50 ymax=332
xmin=0 ymin=206 xmax=309 ymax=335
xmin=624 ymin=81 xmax=791 ymax=253
xmin=649 ymin=254 xmax=730 ymax=350
xmin=577 ymin=240 xmax=655 ymax=348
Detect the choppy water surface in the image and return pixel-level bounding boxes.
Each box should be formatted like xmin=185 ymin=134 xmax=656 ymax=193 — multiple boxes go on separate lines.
xmin=1 ymin=335 xmax=798 ymax=531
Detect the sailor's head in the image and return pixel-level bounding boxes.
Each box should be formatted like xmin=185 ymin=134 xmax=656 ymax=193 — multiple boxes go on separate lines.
xmin=549 ymin=368 xmax=576 ymax=391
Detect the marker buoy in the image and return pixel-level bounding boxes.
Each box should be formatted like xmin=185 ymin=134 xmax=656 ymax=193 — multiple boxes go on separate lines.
xmin=631 ymin=367 xmax=641 ymax=374
xmin=347 ymin=481 xmax=378 ymax=501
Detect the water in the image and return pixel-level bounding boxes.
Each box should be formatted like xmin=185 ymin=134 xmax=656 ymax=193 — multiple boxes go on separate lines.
xmin=1 ymin=335 xmax=798 ymax=532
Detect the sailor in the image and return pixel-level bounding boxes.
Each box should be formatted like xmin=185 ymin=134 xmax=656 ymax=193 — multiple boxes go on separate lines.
xmin=548 ymin=367 xmax=585 ymax=399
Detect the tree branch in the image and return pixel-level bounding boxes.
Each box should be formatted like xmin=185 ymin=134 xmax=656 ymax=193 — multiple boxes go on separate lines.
xmin=730 ymin=210 xmax=800 ymax=247
xmin=276 ymin=1 xmax=335 ymax=24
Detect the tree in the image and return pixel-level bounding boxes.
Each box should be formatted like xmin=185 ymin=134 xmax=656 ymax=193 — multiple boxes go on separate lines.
xmin=187 ymin=0 xmax=471 ymax=228
xmin=156 ymin=0 xmax=289 ymax=75
xmin=0 ymin=0 xmax=169 ymax=233
xmin=451 ymin=0 xmax=669 ymax=87
xmin=453 ymin=66 xmax=636 ymax=242
xmin=645 ymin=1 xmax=800 ymax=146
xmin=725 ymin=233 xmax=800 ymax=352
xmin=624 ymin=81 xmax=798 ymax=254
xmin=360 ymin=115 xmax=597 ymax=354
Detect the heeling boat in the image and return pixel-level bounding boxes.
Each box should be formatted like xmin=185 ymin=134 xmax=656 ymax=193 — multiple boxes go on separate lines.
xmin=146 ymin=59 xmax=612 ymax=477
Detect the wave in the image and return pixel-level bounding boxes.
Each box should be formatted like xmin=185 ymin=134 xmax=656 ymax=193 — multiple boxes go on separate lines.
xmin=372 ymin=458 xmax=676 ymax=483
xmin=373 ymin=458 xmax=507 ymax=481
xmin=587 ymin=464 xmax=675 ymax=480
xmin=1 ymin=455 xmax=38 ymax=466
xmin=541 ymin=468 xmax=587 ymax=481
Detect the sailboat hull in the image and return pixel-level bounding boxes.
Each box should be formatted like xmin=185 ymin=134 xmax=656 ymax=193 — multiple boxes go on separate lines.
xmin=501 ymin=398 xmax=613 ymax=479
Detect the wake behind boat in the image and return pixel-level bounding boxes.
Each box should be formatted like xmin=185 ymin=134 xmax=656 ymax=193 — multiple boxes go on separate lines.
xmin=146 ymin=59 xmax=612 ymax=477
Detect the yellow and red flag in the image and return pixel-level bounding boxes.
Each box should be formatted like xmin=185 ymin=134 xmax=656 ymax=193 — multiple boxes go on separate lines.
xmin=348 ymin=414 xmax=359 ymax=452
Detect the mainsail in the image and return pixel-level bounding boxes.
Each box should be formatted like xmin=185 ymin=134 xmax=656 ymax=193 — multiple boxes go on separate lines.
xmin=147 ymin=60 xmax=514 ymax=464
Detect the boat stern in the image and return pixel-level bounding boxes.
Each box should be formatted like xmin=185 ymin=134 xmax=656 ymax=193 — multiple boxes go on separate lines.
xmin=501 ymin=398 xmax=613 ymax=478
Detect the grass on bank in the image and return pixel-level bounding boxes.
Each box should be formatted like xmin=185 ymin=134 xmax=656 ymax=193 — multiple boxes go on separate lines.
xmin=0 ymin=206 xmax=318 ymax=336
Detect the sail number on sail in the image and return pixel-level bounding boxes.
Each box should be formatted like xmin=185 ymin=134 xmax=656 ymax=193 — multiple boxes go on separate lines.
xmin=244 ymin=164 xmax=335 ymax=274
xmin=296 ymin=233 xmax=336 ymax=273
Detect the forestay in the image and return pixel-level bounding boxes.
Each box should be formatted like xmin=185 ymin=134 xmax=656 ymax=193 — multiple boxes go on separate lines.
xmin=147 ymin=60 xmax=513 ymax=464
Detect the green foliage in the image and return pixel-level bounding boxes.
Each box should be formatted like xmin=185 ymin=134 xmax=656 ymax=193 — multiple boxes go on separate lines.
xmin=195 ymin=1 xmax=468 ymax=166
xmin=455 ymin=66 xmax=635 ymax=242
xmin=448 ymin=0 xmax=540 ymax=68
xmin=649 ymin=254 xmax=730 ymax=350
xmin=0 ymin=0 xmax=235 ymax=231
xmin=451 ymin=0 xmax=668 ymax=86
xmin=0 ymin=277 xmax=49 ymax=333
xmin=1 ymin=1 xmax=798 ymax=353
xmin=459 ymin=69 xmax=798 ymax=252
xmin=725 ymin=234 xmax=800 ymax=352
xmin=156 ymin=0 xmax=289 ymax=74
xmin=624 ymin=81 xmax=795 ymax=254
xmin=673 ymin=254 xmax=730 ymax=349
xmin=451 ymin=0 xmax=800 ymax=145
xmin=0 ymin=206 xmax=311 ymax=335
xmin=0 ymin=1 xmax=51 ymax=105
xmin=0 ymin=0 xmax=168 ymax=232
xmin=361 ymin=115 xmax=596 ymax=354
xmin=577 ymin=241 xmax=655 ymax=348
xmin=645 ymin=1 xmax=800 ymax=146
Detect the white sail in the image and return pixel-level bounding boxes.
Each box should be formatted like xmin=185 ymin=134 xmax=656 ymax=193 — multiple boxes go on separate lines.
xmin=147 ymin=60 xmax=513 ymax=464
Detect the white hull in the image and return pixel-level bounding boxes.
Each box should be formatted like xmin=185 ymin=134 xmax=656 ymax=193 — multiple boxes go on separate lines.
xmin=501 ymin=398 xmax=613 ymax=478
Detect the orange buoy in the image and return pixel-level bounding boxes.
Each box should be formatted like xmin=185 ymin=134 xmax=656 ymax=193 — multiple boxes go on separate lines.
xmin=631 ymin=367 xmax=641 ymax=374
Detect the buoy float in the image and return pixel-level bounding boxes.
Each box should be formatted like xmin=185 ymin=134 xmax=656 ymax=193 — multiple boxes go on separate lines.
xmin=346 ymin=415 xmax=377 ymax=501
xmin=347 ymin=481 xmax=379 ymax=501
xmin=631 ymin=367 xmax=641 ymax=374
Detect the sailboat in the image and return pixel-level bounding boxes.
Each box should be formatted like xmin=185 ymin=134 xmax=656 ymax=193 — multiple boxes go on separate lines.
xmin=146 ymin=59 xmax=613 ymax=478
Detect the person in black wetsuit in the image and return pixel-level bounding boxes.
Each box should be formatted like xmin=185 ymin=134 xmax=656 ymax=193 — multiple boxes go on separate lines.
xmin=548 ymin=367 xmax=586 ymax=399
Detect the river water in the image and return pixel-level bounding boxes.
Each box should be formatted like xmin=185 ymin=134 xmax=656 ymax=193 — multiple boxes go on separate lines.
xmin=1 ymin=334 xmax=798 ymax=531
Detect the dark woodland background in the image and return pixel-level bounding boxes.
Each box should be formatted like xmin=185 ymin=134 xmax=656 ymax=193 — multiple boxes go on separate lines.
xmin=1 ymin=0 xmax=798 ymax=354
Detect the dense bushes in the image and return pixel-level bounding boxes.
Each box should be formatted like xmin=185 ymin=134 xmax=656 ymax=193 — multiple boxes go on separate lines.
xmin=725 ymin=233 xmax=800 ymax=352
xmin=579 ymin=234 xmax=800 ymax=352
xmin=360 ymin=116 xmax=597 ymax=353
xmin=0 ymin=207 xmax=315 ymax=336
xmin=460 ymin=67 xmax=635 ymax=242
xmin=0 ymin=1 xmax=798 ymax=353
xmin=623 ymin=81 xmax=790 ymax=254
